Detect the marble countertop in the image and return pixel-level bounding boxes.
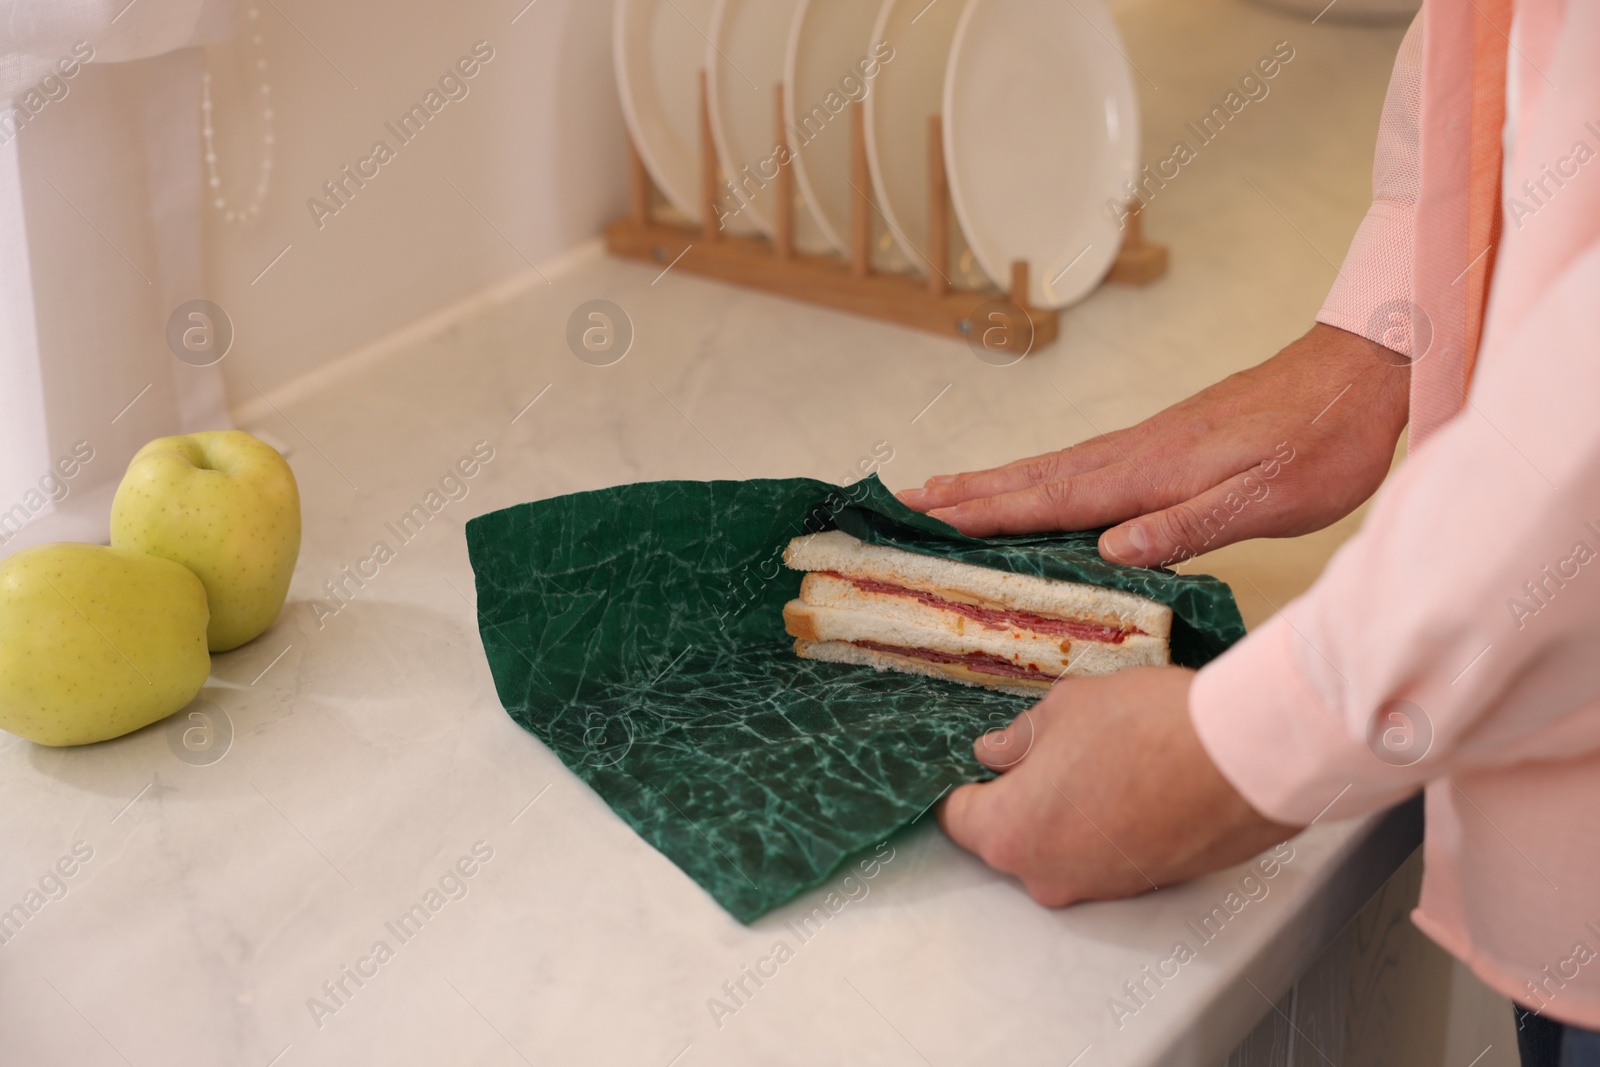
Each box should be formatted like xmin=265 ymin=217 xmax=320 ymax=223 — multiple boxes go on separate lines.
xmin=0 ymin=2 xmax=1416 ymax=1063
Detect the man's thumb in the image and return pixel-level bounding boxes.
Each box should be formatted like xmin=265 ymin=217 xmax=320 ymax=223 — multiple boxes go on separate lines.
xmin=937 ymin=781 xmax=1001 ymax=861
xmin=1100 ymin=475 xmax=1282 ymax=567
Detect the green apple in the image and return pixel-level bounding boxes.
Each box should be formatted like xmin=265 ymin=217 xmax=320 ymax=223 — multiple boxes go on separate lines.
xmin=0 ymin=544 xmax=211 ymax=746
xmin=111 ymin=430 xmax=301 ymax=652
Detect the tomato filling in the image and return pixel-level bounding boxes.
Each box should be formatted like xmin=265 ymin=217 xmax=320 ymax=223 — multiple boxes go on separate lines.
xmin=851 ymin=640 xmax=1056 ymax=680
xmin=819 ymin=571 xmax=1138 ymax=644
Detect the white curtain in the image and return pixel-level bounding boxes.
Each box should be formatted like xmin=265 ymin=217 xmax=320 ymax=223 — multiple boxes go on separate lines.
xmin=0 ymin=0 xmax=234 ymax=552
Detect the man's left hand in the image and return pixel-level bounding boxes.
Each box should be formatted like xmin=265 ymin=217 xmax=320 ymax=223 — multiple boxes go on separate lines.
xmin=938 ymin=667 xmax=1300 ymax=905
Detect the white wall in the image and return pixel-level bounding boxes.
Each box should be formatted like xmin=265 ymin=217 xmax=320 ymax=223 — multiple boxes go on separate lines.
xmin=201 ymin=0 xmax=628 ymax=405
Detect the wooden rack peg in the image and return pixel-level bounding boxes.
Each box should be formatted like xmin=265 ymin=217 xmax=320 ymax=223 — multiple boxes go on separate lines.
xmin=1107 ymin=199 xmax=1169 ymax=285
xmin=850 ymin=102 xmax=872 ymax=277
xmin=1009 ymin=261 xmax=1029 ymax=310
xmin=699 ymin=70 xmax=720 ymax=242
xmin=774 ymin=85 xmax=794 ymax=260
xmin=628 ymin=136 xmax=651 ymax=226
xmin=927 ymin=115 xmax=950 ymax=297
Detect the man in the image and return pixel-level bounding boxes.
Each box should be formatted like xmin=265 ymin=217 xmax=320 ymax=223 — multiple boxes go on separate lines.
xmin=899 ymin=2 xmax=1600 ymax=1063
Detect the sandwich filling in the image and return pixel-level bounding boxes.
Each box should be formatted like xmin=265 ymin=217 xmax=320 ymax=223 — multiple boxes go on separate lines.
xmin=816 ymin=570 xmax=1140 ymax=645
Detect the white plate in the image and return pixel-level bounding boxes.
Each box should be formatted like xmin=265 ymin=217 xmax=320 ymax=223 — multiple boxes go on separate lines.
xmin=706 ymin=0 xmax=818 ymax=243
xmin=863 ymin=0 xmax=988 ymax=288
xmin=784 ymin=0 xmax=908 ymax=267
xmin=616 ymin=0 xmax=755 ymax=231
xmin=943 ymin=0 xmax=1139 ymax=307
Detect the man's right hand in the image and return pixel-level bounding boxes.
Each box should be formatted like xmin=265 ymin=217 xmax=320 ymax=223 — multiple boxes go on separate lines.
xmin=897 ymin=323 xmax=1410 ymax=567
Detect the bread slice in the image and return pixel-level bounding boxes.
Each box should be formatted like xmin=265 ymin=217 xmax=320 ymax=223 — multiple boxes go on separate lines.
xmin=793 ymin=638 xmax=1049 ymax=696
xmin=782 ymin=530 xmax=1172 ymax=691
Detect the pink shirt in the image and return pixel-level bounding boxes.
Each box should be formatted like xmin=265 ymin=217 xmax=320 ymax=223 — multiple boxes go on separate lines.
xmin=1191 ymin=0 xmax=1600 ymax=1027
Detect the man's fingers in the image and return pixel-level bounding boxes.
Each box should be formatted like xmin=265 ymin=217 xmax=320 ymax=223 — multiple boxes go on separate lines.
xmin=940 ymin=766 xmax=1074 ymax=891
xmin=921 ymin=462 xmax=1156 ymax=537
xmin=898 ymin=436 xmax=1132 ymax=512
xmin=1099 ymin=468 xmax=1294 ymax=566
xmin=937 ymin=780 xmax=1009 ymax=865
xmin=945 ymin=696 xmax=1065 ymax=860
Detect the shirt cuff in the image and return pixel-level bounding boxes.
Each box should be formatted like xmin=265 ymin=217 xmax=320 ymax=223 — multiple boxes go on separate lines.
xmin=1189 ymin=608 xmax=1415 ymax=826
xmin=1315 ymin=198 xmax=1418 ymax=357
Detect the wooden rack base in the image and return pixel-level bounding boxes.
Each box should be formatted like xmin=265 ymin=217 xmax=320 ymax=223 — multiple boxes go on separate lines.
xmin=605 ymin=75 xmax=1167 ymax=357
xmin=606 ymin=216 xmax=1060 ymax=348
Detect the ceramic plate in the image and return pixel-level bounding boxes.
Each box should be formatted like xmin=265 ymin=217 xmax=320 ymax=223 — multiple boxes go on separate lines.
xmin=785 ymin=0 xmax=908 ymax=267
xmin=616 ymin=0 xmax=746 ymax=229
xmin=943 ymin=0 xmax=1139 ymax=307
xmin=864 ymin=0 xmax=987 ymax=287
xmin=706 ymin=0 xmax=816 ymax=242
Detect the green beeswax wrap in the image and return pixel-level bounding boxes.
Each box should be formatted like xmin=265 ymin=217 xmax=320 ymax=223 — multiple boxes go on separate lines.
xmin=466 ymin=476 xmax=1244 ymax=921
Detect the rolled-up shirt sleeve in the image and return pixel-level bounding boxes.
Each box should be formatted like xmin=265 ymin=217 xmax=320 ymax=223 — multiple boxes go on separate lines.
xmin=1192 ymin=236 xmax=1600 ymax=825
xmin=1316 ymin=12 xmax=1425 ymax=357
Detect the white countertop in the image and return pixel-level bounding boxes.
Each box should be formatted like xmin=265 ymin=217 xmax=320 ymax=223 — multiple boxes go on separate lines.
xmin=0 ymin=2 xmax=1415 ymax=1063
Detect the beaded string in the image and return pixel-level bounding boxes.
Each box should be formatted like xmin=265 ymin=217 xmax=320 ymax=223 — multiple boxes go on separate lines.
xmin=200 ymin=5 xmax=273 ymax=223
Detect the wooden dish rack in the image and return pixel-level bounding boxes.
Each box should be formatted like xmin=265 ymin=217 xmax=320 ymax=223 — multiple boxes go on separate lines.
xmin=604 ymin=75 xmax=1168 ymax=356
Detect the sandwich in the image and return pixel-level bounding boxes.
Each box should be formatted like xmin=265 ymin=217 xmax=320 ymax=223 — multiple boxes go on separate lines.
xmin=781 ymin=530 xmax=1171 ymax=693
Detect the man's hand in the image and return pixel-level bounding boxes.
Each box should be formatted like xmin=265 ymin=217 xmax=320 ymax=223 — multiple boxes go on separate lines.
xmin=938 ymin=668 xmax=1299 ymax=906
xmin=898 ymin=324 xmax=1409 ymax=566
